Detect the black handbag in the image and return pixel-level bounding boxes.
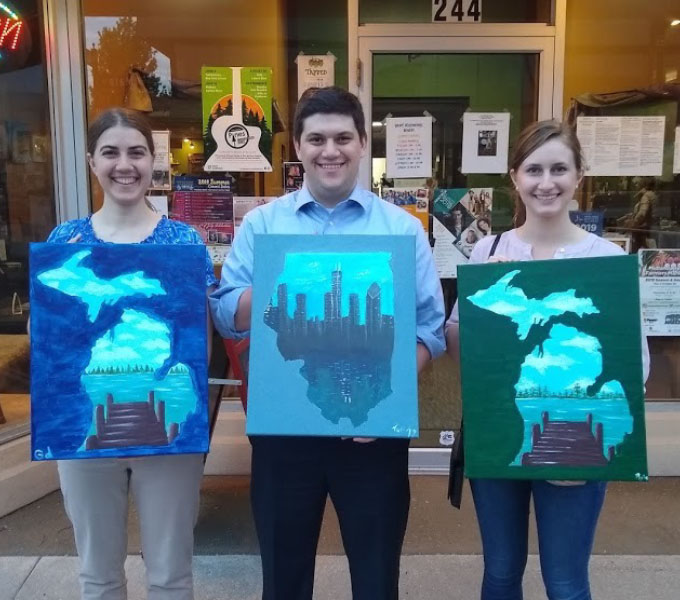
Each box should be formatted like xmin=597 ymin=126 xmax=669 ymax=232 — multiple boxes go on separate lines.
xmin=447 ymin=233 xmax=502 ymax=509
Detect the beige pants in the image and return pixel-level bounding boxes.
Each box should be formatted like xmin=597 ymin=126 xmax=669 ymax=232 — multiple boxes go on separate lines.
xmin=58 ymin=453 xmax=204 ymax=600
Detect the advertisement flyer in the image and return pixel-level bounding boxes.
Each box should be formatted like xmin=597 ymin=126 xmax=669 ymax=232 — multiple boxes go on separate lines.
xmin=674 ymin=126 xmax=680 ymax=174
xmin=151 ymin=130 xmax=171 ymax=190
xmin=381 ymin=188 xmax=430 ymax=233
xmin=432 ymin=188 xmax=492 ymax=278
xmin=283 ymin=161 xmax=304 ymax=193
xmin=577 ymin=116 xmax=665 ymax=177
xmin=569 ymin=211 xmax=604 ymax=236
xmin=461 ymin=113 xmax=510 ymax=174
xmin=638 ymin=249 xmax=680 ymax=336
xmin=295 ymin=54 xmax=336 ymax=99
xmin=202 ymin=66 xmax=273 ymax=172
xmin=233 ymin=196 xmax=275 ymax=233
xmin=385 ymin=116 xmax=433 ymax=179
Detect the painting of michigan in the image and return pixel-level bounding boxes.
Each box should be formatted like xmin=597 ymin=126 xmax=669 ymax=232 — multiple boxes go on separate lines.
xmin=457 ymin=255 xmax=648 ymax=481
xmin=247 ymin=234 xmax=418 ymax=438
xmin=29 ymin=243 xmax=209 ymax=460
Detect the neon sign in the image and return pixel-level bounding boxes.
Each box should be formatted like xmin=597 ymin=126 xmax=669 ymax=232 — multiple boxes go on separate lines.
xmin=0 ymin=2 xmax=23 ymax=54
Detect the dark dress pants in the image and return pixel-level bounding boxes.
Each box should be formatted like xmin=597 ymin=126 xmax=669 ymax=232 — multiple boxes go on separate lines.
xmin=250 ymin=435 xmax=411 ymax=600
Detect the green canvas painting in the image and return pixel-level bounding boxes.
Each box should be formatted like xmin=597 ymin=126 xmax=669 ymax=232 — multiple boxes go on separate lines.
xmin=457 ymin=255 xmax=648 ymax=481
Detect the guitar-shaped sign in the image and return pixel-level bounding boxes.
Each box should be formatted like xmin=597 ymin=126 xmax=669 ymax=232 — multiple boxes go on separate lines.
xmin=204 ymin=67 xmax=272 ymax=172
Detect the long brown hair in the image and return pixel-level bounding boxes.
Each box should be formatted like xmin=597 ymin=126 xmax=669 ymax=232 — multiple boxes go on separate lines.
xmin=87 ymin=108 xmax=155 ymax=155
xmin=509 ymin=120 xmax=583 ymax=227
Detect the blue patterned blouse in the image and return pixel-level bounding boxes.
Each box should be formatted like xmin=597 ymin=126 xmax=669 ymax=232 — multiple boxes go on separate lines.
xmin=46 ymin=215 xmax=218 ymax=288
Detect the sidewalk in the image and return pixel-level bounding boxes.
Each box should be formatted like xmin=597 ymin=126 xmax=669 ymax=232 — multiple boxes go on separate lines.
xmin=2 ymin=476 xmax=679 ymax=599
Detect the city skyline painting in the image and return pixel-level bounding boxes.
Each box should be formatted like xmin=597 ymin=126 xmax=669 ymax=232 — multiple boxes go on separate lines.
xmin=458 ymin=255 xmax=648 ymax=481
xmin=29 ymin=243 xmax=209 ymax=460
xmin=248 ymin=235 xmax=418 ymax=437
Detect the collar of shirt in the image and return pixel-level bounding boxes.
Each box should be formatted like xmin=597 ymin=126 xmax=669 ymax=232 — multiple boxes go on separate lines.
xmin=293 ymin=183 xmax=371 ymax=215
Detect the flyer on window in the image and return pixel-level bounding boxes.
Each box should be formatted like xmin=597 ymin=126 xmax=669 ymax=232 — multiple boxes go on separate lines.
xmin=577 ymin=116 xmax=665 ymax=177
xmin=638 ymin=249 xmax=680 ymax=336
xmin=385 ymin=116 xmax=433 ymax=179
xmin=461 ymin=113 xmax=510 ymax=174
xmin=202 ymin=66 xmax=273 ymax=172
xmin=283 ymin=161 xmax=304 ymax=193
xmin=233 ymin=196 xmax=275 ymax=233
xmin=381 ymin=188 xmax=430 ymax=233
xmin=295 ymin=53 xmax=336 ymax=99
xmin=432 ymin=188 xmax=492 ymax=278
xmin=151 ymin=130 xmax=171 ymax=190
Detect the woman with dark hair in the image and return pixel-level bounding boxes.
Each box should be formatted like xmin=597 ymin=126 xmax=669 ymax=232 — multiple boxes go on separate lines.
xmin=45 ymin=108 xmax=217 ymax=600
xmin=445 ymin=120 xmax=650 ymax=600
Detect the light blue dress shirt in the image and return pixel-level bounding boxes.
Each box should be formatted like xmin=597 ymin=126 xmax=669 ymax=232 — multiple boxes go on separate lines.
xmin=210 ymin=184 xmax=446 ymax=359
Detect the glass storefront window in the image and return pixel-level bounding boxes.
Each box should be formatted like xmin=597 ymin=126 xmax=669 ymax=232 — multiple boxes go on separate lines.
xmin=80 ymin=0 xmax=347 ymax=211
xmin=0 ymin=0 xmax=56 ymax=438
xmin=360 ymin=0 xmax=552 ymax=25
xmin=565 ymin=0 xmax=680 ymax=400
xmin=369 ymin=51 xmax=540 ymax=446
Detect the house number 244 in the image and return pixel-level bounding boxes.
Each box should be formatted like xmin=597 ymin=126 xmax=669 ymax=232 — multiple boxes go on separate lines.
xmin=432 ymin=0 xmax=482 ymax=23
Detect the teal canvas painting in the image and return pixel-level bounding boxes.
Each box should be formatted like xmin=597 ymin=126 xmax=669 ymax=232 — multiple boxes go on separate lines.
xmin=29 ymin=243 xmax=209 ymax=460
xmin=457 ymin=255 xmax=648 ymax=481
xmin=247 ymin=234 xmax=418 ymax=437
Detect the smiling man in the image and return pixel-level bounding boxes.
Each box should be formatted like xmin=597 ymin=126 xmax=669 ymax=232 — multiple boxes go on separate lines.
xmin=210 ymin=87 xmax=445 ymax=600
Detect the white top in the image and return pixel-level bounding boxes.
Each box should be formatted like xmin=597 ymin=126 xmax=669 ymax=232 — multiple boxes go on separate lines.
xmin=447 ymin=229 xmax=650 ymax=381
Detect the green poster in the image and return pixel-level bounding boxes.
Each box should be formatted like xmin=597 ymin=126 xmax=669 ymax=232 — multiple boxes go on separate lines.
xmin=201 ymin=66 xmax=273 ymax=172
xmin=458 ymin=255 xmax=648 ymax=481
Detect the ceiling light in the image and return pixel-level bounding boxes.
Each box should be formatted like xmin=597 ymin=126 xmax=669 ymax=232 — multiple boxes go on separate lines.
xmin=671 ymin=19 xmax=680 ymax=26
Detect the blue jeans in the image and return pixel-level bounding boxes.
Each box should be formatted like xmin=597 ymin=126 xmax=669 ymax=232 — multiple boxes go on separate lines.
xmin=470 ymin=479 xmax=607 ymax=600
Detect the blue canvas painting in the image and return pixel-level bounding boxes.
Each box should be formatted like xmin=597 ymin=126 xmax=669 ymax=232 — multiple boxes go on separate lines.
xmin=29 ymin=243 xmax=209 ymax=460
xmin=247 ymin=235 xmax=417 ymax=437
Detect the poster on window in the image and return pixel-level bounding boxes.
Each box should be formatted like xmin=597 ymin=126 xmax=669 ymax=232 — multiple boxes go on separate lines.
xmin=639 ymin=249 xmax=680 ymax=336
xmin=381 ymin=188 xmax=430 ymax=233
xmin=151 ymin=130 xmax=171 ymax=190
xmin=461 ymin=112 xmax=510 ymax=174
xmin=385 ymin=116 xmax=433 ymax=179
xmin=576 ymin=116 xmax=665 ymax=177
xmin=296 ymin=53 xmax=336 ymax=99
xmin=432 ymin=188 xmax=492 ymax=278
xmin=202 ymin=66 xmax=273 ymax=172
xmin=283 ymin=161 xmax=304 ymax=193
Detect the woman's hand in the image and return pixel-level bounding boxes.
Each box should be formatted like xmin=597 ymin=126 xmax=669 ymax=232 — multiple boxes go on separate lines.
xmin=487 ymin=255 xmax=511 ymax=263
xmin=68 ymin=234 xmax=82 ymax=243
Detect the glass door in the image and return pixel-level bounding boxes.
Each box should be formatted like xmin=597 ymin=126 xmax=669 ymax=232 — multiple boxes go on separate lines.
xmin=357 ymin=36 xmax=555 ymax=461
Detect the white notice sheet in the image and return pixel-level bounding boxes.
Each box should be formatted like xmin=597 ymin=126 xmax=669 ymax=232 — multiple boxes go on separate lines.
xmin=577 ymin=116 xmax=665 ymax=176
xmin=461 ymin=112 xmax=510 ymax=174
xmin=385 ymin=116 xmax=433 ymax=179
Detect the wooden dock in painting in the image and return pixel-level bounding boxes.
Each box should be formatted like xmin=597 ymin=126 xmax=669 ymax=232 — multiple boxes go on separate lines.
xmin=521 ymin=411 xmax=614 ymax=467
xmin=85 ymin=391 xmax=178 ymax=450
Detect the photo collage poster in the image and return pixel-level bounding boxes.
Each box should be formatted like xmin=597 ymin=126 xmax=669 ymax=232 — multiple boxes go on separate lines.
xmin=432 ymin=188 xmax=492 ymax=278
xmin=380 ymin=188 xmax=430 ymax=233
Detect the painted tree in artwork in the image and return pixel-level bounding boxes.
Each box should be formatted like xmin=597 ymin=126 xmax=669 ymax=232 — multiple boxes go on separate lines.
xmin=85 ymin=17 xmax=158 ymax=112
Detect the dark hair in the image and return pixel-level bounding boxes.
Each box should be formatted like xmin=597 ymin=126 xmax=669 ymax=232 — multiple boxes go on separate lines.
xmin=509 ymin=120 xmax=583 ymax=227
xmin=293 ymin=86 xmax=366 ymax=143
xmin=87 ymin=108 xmax=155 ymax=156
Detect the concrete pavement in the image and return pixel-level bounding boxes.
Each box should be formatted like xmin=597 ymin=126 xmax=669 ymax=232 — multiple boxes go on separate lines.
xmin=2 ymin=476 xmax=679 ymax=599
